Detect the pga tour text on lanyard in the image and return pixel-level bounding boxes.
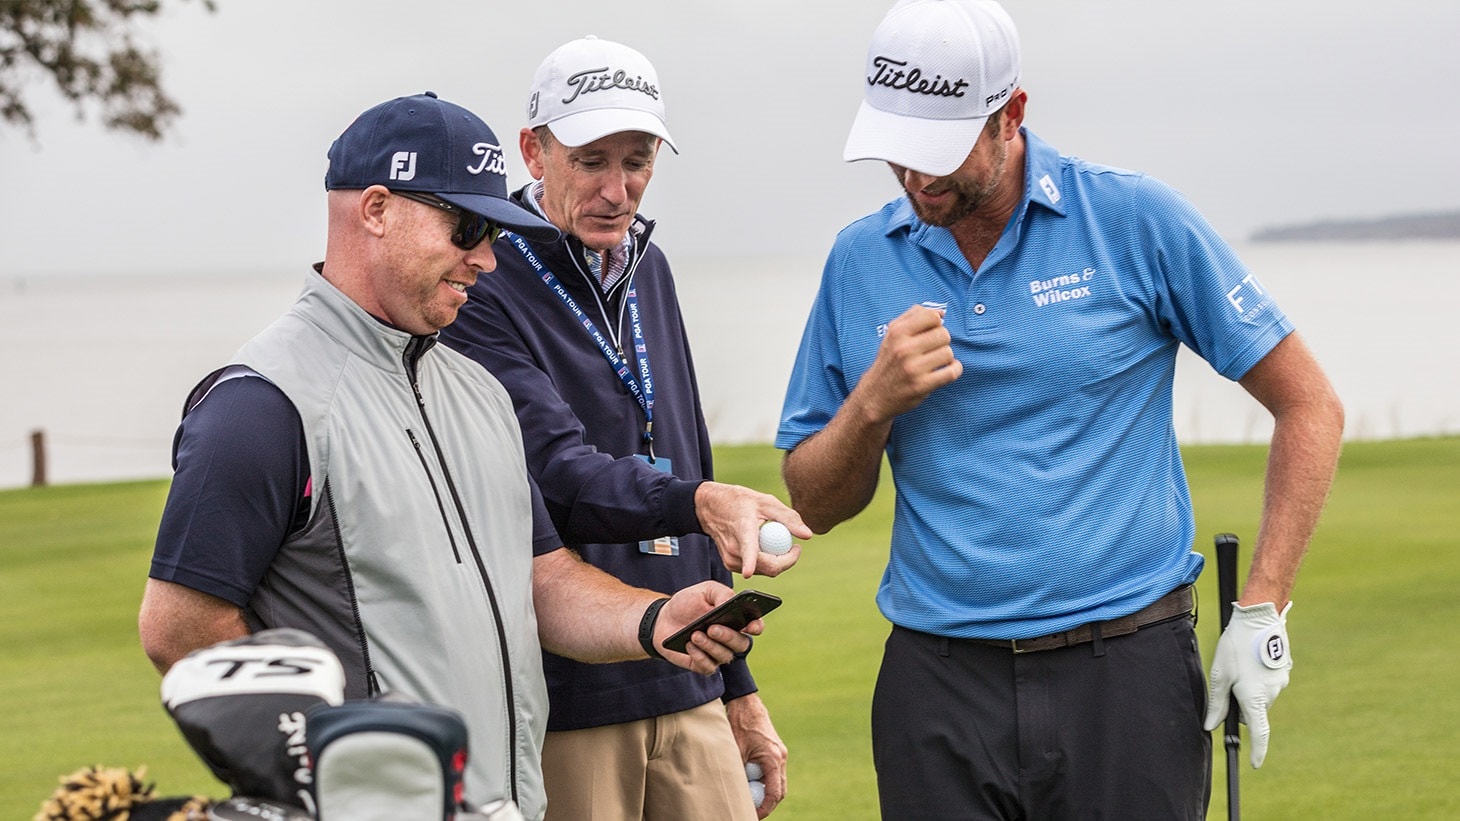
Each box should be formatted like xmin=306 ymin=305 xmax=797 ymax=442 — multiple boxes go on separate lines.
xmin=505 ymin=231 xmax=659 ymax=459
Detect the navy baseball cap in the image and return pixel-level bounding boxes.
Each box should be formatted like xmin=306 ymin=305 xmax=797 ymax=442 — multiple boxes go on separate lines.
xmin=325 ymin=92 xmax=560 ymax=242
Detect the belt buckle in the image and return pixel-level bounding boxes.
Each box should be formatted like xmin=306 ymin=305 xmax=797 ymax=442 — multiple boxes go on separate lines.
xmin=1009 ymin=638 xmax=1031 ymax=654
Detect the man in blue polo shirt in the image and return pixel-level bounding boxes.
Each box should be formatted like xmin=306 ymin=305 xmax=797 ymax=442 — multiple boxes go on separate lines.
xmin=776 ymin=1 xmax=1344 ymax=818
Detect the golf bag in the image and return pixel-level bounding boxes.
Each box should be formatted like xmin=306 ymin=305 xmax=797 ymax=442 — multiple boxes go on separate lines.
xmin=154 ymin=628 xmax=523 ymax=820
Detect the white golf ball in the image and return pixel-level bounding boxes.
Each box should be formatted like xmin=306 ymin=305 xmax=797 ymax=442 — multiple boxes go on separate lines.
xmin=744 ymin=761 xmax=764 ymax=781
xmin=749 ymin=779 xmax=766 ymax=808
xmin=758 ymin=521 xmax=793 ymax=556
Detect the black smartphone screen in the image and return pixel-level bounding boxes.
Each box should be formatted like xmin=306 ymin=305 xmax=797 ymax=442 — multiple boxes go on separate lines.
xmin=662 ymin=590 xmax=783 ymax=654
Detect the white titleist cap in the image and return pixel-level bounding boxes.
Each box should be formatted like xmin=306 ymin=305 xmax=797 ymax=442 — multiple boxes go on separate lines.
xmin=844 ymin=0 xmax=1021 ymax=176
xmin=527 ymin=35 xmax=677 ymax=153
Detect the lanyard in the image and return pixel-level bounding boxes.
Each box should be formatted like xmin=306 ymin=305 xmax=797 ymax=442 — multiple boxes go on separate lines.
xmin=505 ymin=232 xmax=657 ymax=457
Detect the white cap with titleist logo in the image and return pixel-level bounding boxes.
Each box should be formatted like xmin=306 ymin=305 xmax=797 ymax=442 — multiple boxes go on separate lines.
xmin=844 ymin=0 xmax=1020 ymax=177
xmin=526 ymin=35 xmax=678 ymax=153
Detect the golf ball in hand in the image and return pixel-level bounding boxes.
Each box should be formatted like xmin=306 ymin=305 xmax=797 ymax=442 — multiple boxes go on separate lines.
xmin=745 ymin=762 xmax=764 ymax=781
xmin=759 ymin=521 xmax=793 ymax=556
xmin=749 ymin=779 xmax=766 ymax=808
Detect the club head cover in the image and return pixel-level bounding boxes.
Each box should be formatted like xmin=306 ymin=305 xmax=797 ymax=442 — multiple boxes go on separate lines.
xmin=161 ymin=628 xmax=345 ymax=808
xmin=305 ymin=697 xmax=471 ymax=820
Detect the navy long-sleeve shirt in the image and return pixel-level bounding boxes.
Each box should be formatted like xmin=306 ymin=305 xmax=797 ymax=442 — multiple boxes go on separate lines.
xmin=440 ymin=192 xmax=756 ymax=731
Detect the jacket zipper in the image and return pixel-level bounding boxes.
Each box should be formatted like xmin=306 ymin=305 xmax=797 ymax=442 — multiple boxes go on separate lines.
xmin=404 ymin=337 xmax=521 ymax=807
xmin=570 ymin=230 xmax=646 ymax=358
xmin=325 ymin=481 xmax=380 ymax=697
xmin=407 ymin=428 xmax=464 ymax=564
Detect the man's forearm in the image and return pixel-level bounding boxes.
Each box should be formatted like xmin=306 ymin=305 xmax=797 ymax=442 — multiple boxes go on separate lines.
xmin=781 ymin=397 xmax=890 ymax=533
xmin=533 ymin=549 xmax=753 ymax=675
xmin=1235 ymin=333 xmax=1345 ymax=607
xmin=533 ymin=548 xmax=659 ymax=663
xmin=783 ymin=304 xmax=961 ymax=533
xmin=1244 ymin=397 xmax=1344 ymax=607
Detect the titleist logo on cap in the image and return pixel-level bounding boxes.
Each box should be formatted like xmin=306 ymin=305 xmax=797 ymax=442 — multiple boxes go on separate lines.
xmin=527 ymin=36 xmax=678 ymax=152
xmin=868 ymin=56 xmax=970 ymax=98
xmin=843 ymin=0 xmax=1022 ymax=176
xmin=468 ymin=142 xmax=506 ymax=176
xmin=562 ymin=66 xmax=661 ymax=105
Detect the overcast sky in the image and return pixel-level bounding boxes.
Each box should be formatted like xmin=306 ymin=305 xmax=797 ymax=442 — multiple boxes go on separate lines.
xmin=2 ymin=0 xmax=1458 ymax=277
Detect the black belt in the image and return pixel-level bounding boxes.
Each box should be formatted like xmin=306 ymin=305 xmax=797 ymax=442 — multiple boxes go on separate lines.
xmin=967 ymin=585 xmax=1195 ymax=654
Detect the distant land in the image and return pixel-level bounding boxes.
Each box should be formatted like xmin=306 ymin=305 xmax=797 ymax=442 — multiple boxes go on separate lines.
xmin=1251 ymin=210 xmax=1460 ymax=242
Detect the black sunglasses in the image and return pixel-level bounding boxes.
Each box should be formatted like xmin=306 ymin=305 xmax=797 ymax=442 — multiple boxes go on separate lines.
xmin=390 ymin=190 xmax=503 ymax=250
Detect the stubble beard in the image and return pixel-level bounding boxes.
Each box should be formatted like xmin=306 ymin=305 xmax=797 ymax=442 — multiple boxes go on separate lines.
xmin=905 ymin=138 xmax=1008 ymax=228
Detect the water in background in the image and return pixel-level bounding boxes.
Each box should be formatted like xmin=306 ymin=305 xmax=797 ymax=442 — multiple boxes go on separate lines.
xmin=2 ymin=241 xmax=1456 ymax=489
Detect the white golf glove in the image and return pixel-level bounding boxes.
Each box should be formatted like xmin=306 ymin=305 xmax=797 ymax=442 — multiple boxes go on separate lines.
xmin=1204 ymin=601 xmax=1293 ymax=768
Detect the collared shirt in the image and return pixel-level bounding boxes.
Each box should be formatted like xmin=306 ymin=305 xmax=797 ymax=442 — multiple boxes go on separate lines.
xmin=439 ymin=191 xmax=753 ymax=732
xmin=776 ymin=129 xmax=1292 ymax=639
xmin=525 ymin=180 xmax=633 ymax=292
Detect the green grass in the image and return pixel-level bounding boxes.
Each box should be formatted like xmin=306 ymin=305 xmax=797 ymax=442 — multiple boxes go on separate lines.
xmin=0 ymin=480 xmax=224 ymax=813
xmin=4 ymin=439 xmax=1458 ymax=819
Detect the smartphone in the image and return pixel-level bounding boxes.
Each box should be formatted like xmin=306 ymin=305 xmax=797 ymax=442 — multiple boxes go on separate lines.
xmin=662 ymin=589 xmax=783 ymax=655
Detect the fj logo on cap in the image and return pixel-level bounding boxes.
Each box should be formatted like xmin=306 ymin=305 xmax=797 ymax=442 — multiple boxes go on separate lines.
xmin=467 ymin=142 xmax=506 ymax=177
xmin=868 ymin=57 xmax=969 ymax=98
xmin=390 ymin=151 xmax=417 ymax=181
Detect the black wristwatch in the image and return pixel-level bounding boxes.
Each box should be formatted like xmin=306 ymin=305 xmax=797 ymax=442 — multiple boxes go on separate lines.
xmin=638 ymin=597 xmax=671 ymax=660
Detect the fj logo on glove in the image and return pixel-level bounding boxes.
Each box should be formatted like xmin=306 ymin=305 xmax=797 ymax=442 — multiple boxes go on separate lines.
xmin=1260 ymin=632 xmax=1287 ymax=668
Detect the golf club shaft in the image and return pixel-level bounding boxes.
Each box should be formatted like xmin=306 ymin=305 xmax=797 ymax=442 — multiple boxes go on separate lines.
xmin=1215 ymin=532 xmax=1241 ymax=820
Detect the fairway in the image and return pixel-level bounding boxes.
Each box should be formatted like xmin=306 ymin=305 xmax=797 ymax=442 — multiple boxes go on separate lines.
xmin=3 ymin=439 xmax=1457 ymax=819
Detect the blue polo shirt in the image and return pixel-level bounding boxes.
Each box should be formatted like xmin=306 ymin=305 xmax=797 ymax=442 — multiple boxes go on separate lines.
xmin=776 ymin=129 xmax=1292 ymax=639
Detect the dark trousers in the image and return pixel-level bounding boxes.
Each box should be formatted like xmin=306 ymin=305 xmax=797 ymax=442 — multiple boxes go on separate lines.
xmin=872 ymin=616 xmax=1211 ymax=820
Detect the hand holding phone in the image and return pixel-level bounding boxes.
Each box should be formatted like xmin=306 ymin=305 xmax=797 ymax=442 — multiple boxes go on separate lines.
xmin=662 ymin=590 xmax=782 ymax=655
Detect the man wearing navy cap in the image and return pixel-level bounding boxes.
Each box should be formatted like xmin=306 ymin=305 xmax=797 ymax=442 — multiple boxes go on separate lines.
xmin=139 ymin=92 xmax=762 ymax=820
xmin=778 ymin=1 xmax=1344 ymax=818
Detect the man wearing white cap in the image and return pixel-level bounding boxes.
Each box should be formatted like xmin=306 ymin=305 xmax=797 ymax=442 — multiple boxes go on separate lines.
xmin=777 ymin=1 xmax=1343 ymax=817
xmin=440 ymin=38 xmax=799 ymax=819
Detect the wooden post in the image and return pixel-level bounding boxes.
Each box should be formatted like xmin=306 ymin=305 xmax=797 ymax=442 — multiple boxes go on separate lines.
xmin=30 ymin=429 xmax=47 ymax=488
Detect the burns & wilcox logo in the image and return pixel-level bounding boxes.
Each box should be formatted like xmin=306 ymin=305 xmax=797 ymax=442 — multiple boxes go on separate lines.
xmin=1030 ymin=268 xmax=1096 ymax=308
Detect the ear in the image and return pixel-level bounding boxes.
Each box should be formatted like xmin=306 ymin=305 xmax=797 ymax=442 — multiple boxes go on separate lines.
xmin=520 ymin=127 xmax=547 ymax=180
xmin=359 ymin=185 xmax=391 ymax=239
xmin=1000 ymin=88 xmax=1028 ymax=139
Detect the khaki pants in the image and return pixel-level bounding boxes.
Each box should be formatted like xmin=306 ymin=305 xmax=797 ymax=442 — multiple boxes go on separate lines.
xmin=541 ymin=700 xmax=758 ymax=821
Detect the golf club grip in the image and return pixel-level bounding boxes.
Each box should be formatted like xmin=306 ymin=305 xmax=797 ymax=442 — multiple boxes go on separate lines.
xmin=1215 ymin=532 xmax=1242 ymax=819
xmin=1215 ymin=534 xmax=1242 ymax=730
xmin=1215 ymin=533 xmax=1238 ymax=629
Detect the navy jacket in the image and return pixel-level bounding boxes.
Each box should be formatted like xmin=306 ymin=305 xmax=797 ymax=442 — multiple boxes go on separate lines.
xmin=440 ymin=188 xmax=755 ymax=730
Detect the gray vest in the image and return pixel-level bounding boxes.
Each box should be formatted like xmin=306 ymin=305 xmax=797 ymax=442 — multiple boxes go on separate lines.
xmin=221 ymin=270 xmax=548 ymax=818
